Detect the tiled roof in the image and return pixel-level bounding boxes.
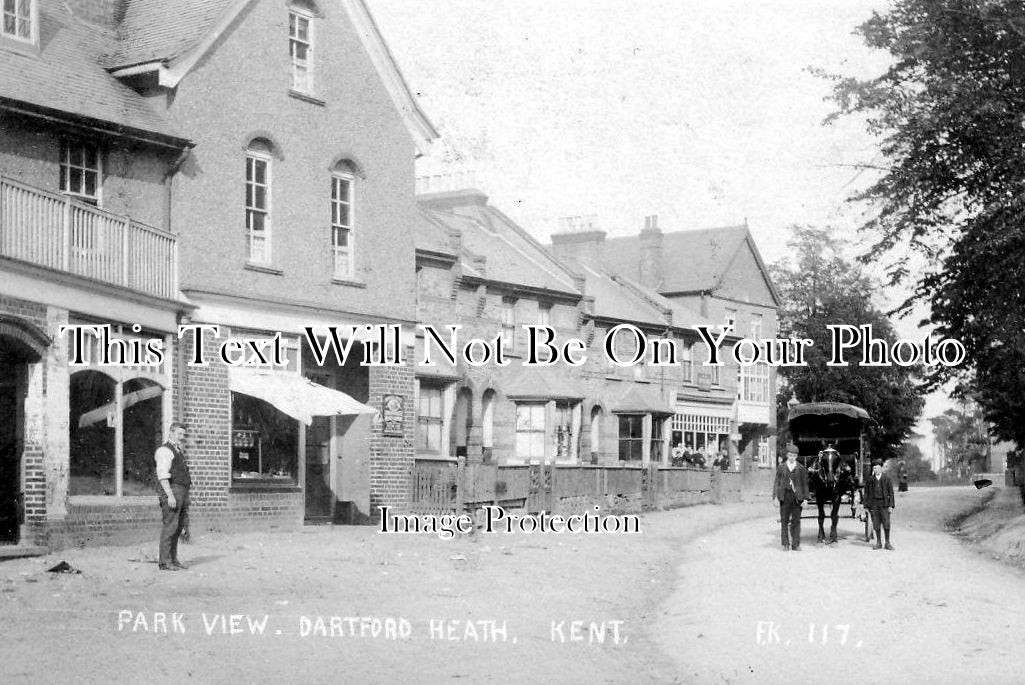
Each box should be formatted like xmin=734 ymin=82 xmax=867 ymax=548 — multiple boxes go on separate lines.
xmin=418 ymin=194 xmax=580 ymax=296
xmin=605 ymin=270 xmax=717 ymax=329
xmin=417 ymin=192 xmax=722 ymax=332
xmin=456 ymin=203 xmax=581 ymax=295
xmin=0 ymin=1 xmax=182 ymax=140
xmin=102 ymin=0 xmax=238 ymax=68
xmin=611 ymin=384 xmax=675 ymax=415
xmin=416 ymin=207 xmax=459 ymax=257
xmin=601 ymin=225 xmax=751 ymax=294
xmin=578 ymin=265 xmax=668 ymax=328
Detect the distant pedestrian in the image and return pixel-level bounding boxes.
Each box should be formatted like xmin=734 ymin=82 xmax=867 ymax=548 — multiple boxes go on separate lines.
xmin=773 ymin=444 xmax=809 ymax=551
xmin=897 ymin=460 xmax=909 ymax=494
xmin=154 ymin=422 xmax=191 ymax=571
xmin=864 ymin=459 xmax=895 ymax=550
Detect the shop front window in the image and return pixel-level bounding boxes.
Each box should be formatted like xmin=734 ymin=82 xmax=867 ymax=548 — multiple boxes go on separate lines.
xmin=69 ymin=372 xmax=164 ymax=496
xmin=231 ymin=392 xmax=298 ymax=481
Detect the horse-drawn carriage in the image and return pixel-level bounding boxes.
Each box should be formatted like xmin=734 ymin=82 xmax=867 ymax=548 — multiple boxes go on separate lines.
xmin=786 ymin=402 xmax=874 ymax=543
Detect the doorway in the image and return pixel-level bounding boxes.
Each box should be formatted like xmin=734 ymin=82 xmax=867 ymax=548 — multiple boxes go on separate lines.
xmin=0 ymin=337 xmax=31 ymax=544
xmin=304 ymin=413 xmax=333 ymax=522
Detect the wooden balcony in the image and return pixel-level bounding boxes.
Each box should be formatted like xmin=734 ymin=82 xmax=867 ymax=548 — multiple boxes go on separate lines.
xmin=0 ymin=175 xmax=177 ymax=300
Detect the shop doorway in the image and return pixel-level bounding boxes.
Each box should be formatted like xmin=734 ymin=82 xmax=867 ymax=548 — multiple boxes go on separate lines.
xmin=304 ymin=413 xmax=333 ymax=522
xmin=0 ymin=334 xmax=34 ymax=545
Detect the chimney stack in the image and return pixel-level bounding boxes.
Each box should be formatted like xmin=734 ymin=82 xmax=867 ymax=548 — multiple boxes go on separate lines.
xmin=550 ymin=215 xmax=606 ymax=267
xmin=639 ymin=214 xmax=663 ymax=290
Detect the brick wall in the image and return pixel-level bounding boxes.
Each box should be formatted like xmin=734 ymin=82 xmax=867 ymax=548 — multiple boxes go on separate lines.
xmin=180 ymin=327 xmax=231 ymax=509
xmin=167 ymin=0 xmax=419 ymax=323
xmin=367 ymin=351 xmax=415 ymax=516
xmin=178 ymin=324 xmax=305 ymax=529
xmin=51 ymin=499 xmax=160 ymax=548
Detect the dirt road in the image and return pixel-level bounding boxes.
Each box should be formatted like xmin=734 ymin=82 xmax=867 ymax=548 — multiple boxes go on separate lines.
xmin=1 ymin=486 xmax=1019 ymax=684
xmin=654 ymin=487 xmax=1025 ymax=685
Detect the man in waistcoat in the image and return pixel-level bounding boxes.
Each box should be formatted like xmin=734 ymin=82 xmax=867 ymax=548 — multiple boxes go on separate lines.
xmin=864 ymin=459 xmax=895 ymax=550
xmin=154 ymin=422 xmax=191 ymax=571
xmin=773 ymin=444 xmax=809 ymax=551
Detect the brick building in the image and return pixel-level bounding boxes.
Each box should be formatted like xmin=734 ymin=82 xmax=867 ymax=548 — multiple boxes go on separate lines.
xmin=415 ymin=189 xmax=753 ymax=473
xmin=0 ymin=0 xmax=434 ymax=551
xmin=550 ymin=216 xmax=780 ymax=472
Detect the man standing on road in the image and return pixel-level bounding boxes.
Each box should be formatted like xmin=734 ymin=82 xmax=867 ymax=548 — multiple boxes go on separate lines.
xmin=773 ymin=444 xmax=809 ymax=551
xmin=865 ymin=459 xmax=895 ymax=550
xmin=155 ymin=422 xmax=191 ymax=571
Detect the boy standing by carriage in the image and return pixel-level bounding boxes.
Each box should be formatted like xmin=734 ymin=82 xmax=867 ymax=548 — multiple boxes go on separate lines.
xmin=774 ymin=444 xmax=809 ymax=551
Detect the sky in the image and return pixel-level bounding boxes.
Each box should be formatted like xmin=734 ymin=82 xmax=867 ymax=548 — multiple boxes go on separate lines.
xmin=369 ymin=0 xmax=892 ymax=258
xmin=367 ymin=0 xmax=948 ymax=461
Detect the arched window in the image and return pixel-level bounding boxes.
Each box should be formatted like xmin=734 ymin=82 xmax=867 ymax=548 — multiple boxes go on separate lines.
xmin=246 ymin=138 xmax=274 ymax=264
xmin=69 ymin=372 xmax=164 ymax=496
xmin=331 ymin=160 xmax=356 ymax=279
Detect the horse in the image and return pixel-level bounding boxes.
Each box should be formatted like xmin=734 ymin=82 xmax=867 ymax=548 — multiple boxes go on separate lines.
xmin=807 ymin=446 xmax=856 ymax=544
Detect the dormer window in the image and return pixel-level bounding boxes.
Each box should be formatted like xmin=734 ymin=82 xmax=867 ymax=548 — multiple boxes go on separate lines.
xmin=1 ymin=0 xmax=34 ymax=43
xmin=289 ymin=8 xmax=314 ymax=93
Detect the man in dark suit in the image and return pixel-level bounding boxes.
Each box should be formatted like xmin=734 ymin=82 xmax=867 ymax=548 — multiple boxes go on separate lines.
xmin=864 ymin=459 xmax=895 ymax=550
xmin=773 ymin=445 xmax=809 ymax=551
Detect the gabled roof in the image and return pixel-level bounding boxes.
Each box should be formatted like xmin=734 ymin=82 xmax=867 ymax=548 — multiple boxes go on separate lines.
xmin=503 ymin=367 xmax=583 ymax=401
xmin=602 ymin=225 xmax=751 ymax=294
xmin=611 ymin=384 xmax=675 ymax=415
xmin=103 ymin=0 xmax=437 ymax=156
xmin=0 ymin=1 xmax=185 ymax=145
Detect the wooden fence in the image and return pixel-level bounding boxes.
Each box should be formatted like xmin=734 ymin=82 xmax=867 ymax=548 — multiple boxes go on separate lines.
xmin=408 ymin=459 xmax=743 ymax=516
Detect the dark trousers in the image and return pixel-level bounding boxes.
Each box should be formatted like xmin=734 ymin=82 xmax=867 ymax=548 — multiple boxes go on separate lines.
xmin=158 ymin=484 xmax=189 ymax=565
xmin=779 ymin=490 xmax=802 ymax=549
xmin=868 ymin=504 xmax=891 ymax=542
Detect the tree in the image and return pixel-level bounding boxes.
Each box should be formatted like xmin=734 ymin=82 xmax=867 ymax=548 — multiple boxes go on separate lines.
xmin=930 ymin=398 xmax=990 ymax=478
xmin=825 ymin=0 xmax=1025 ymax=448
xmin=773 ymin=226 xmax=925 ymax=462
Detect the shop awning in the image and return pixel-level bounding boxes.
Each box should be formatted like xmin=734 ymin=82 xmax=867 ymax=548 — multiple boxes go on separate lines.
xmin=612 ymin=385 xmax=675 ymax=416
xmin=228 ymin=367 xmax=377 ymax=425
xmin=77 ymin=385 xmax=164 ymax=428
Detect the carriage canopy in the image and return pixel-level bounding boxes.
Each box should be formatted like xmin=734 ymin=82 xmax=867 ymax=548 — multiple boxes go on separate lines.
xmin=786 ymin=402 xmax=873 ymax=459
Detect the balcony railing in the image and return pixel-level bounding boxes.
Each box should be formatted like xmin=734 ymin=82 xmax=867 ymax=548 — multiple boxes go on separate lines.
xmin=0 ymin=175 xmax=178 ymax=300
